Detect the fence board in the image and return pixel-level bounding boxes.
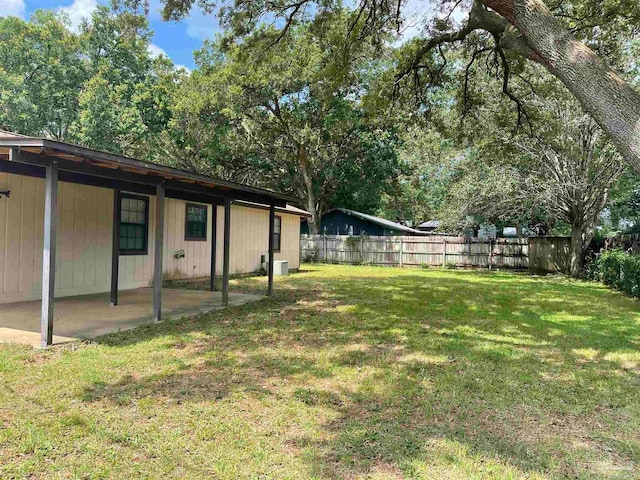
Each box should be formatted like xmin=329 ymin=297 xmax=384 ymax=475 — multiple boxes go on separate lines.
xmin=604 ymin=234 xmax=640 ymax=254
xmin=528 ymin=237 xmax=571 ymax=274
xmin=301 ymin=234 xmax=542 ymax=270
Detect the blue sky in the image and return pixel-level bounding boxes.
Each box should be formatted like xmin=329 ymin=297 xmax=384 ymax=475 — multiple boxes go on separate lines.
xmin=0 ymin=0 xmax=466 ymax=71
xmin=0 ymin=0 xmax=222 ymax=70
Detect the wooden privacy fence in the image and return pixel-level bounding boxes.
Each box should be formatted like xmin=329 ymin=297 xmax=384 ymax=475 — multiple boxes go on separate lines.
xmin=604 ymin=233 xmax=640 ymax=254
xmin=301 ymin=234 xmax=571 ymax=273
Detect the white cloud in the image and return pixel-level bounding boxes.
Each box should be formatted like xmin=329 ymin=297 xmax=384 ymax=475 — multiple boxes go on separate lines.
xmin=0 ymin=0 xmax=26 ymax=18
xmin=184 ymin=7 xmax=221 ymax=40
xmin=174 ymin=64 xmax=192 ymax=74
xmin=148 ymin=43 xmax=192 ymax=73
xmin=58 ymin=0 xmax=98 ymax=32
xmin=394 ymin=0 xmax=470 ymax=45
xmin=147 ymin=43 xmax=168 ymax=58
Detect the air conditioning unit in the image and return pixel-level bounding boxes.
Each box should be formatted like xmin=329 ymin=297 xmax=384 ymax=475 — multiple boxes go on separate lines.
xmin=261 ymin=254 xmax=289 ymax=275
xmin=273 ymin=260 xmax=289 ymax=276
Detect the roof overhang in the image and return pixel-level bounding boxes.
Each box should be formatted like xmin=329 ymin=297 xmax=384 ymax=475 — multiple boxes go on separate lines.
xmin=0 ymin=136 xmax=300 ymax=208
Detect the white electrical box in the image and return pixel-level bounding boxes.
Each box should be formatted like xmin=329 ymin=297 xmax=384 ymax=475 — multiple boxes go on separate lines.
xmin=273 ymin=260 xmax=289 ymax=276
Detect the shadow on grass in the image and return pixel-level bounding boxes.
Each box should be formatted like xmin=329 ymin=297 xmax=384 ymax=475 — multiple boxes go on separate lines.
xmin=87 ymin=266 xmax=640 ymax=477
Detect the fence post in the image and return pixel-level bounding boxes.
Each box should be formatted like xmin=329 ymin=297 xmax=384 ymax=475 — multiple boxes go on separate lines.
xmin=399 ymin=237 xmax=404 ymax=267
xmin=323 ymin=234 xmax=327 ymax=262
xmin=488 ymin=239 xmax=493 ymax=271
xmin=360 ymin=235 xmax=365 ymax=264
xmin=442 ymin=239 xmax=447 ymax=267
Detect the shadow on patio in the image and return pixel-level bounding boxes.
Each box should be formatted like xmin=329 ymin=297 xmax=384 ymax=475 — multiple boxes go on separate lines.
xmin=0 ymin=288 xmax=263 ymax=347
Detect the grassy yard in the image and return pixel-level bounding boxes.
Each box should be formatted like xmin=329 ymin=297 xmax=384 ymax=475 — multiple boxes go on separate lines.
xmin=1 ymin=264 xmax=639 ymax=479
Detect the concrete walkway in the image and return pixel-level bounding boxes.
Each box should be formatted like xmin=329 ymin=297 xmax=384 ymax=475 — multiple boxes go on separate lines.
xmin=0 ymin=288 xmax=263 ymax=347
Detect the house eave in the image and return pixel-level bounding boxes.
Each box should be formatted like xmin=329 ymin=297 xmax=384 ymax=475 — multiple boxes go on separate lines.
xmin=0 ymin=137 xmax=301 ymax=207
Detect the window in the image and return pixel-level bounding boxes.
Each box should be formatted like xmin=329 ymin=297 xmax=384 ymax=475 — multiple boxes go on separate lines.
xmin=185 ymin=203 xmax=207 ymax=241
xmin=119 ymin=194 xmax=149 ymax=255
xmin=273 ymin=215 xmax=282 ymax=252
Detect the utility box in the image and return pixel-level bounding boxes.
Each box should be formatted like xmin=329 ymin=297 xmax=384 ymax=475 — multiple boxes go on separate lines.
xmin=273 ymin=260 xmax=289 ymax=276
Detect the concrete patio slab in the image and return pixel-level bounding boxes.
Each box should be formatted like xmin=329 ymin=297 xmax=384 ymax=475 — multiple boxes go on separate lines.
xmin=0 ymin=288 xmax=263 ymax=347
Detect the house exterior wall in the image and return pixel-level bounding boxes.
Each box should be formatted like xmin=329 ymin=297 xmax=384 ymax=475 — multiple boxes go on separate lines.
xmin=0 ymin=172 xmax=301 ymax=304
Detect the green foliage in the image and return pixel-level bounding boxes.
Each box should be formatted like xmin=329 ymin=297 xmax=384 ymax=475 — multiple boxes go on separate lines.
xmin=344 ymin=236 xmax=361 ymax=250
xmin=0 ymin=11 xmax=83 ymax=138
xmin=0 ymin=7 xmax=179 ymax=161
xmin=376 ymin=127 xmax=460 ymax=224
xmin=593 ymin=249 xmax=640 ymax=298
xmin=169 ymin=10 xmax=402 ymax=223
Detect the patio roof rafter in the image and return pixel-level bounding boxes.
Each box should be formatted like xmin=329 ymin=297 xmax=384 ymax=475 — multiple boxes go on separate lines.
xmin=5 ymin=148 xmax=289 ymax=207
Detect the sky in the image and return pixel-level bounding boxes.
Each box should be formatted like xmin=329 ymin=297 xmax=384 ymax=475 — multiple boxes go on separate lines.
xmin=0 ymin=0 xmax=467 ymax=71
xmin=0 ymin=0 xmax=222 ymax=70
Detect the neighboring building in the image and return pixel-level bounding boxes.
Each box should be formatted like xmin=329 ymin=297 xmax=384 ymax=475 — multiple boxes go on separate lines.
xmin=301 ymin=208 xmax=428 ymax=236
xmin=417 ymin=221 xmax=520 ymax=239
xmin=0 ymin=131 xmax=310 ymax=346
xmin=416 ymin=220 xmax=439 ymax=232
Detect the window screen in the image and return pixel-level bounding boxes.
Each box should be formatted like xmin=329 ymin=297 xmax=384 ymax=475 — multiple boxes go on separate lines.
xmin=273 ymin=216 xmax=282 ymax=252
xmin=185 ymin=203 xmax=207 ymax=240
xmin=119 ymin=194 xmax=148 ymax=255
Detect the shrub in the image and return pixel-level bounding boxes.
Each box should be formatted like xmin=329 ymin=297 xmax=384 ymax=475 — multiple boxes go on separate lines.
xmin=594 ymin=250 xmax=640 ymax=298
xmin=445 ymin=261 xmax=457 ymax=269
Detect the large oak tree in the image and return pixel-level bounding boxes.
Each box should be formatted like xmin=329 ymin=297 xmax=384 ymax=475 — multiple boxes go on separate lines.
xmin=167 ymin=12 xmax=403 ymax=232
xmin=119 ymin=0 xmax=640 ymax=171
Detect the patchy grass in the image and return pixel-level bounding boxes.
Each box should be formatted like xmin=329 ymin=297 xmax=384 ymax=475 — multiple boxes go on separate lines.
xmin=1 ymin=264 xmax=639 ymax=479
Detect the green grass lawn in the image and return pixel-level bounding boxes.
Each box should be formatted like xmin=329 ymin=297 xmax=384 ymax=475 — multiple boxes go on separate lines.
xmin=1 ymin=264 xmax=639 ymax=479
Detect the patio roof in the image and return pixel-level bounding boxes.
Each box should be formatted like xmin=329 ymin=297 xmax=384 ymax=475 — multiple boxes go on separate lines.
xmin=0 ymin=130 xmax=290 ymax=347
xmin=0 ymin=131 xmax=299 ymax=207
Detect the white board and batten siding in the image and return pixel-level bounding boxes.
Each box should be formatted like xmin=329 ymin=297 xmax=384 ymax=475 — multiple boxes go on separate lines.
xmin=0 ymin=172 xmax=302 ymax=304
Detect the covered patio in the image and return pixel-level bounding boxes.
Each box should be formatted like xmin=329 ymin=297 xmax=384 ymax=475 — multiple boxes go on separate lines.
xmin=0 ymin=131 xmax=298 ymax=347
xmin=0 ymin=288 xmax=263 ymax=347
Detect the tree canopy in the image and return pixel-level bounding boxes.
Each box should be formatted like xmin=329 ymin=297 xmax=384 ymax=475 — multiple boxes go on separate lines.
xmin=116 ymin=0 xmax=640 ymax=172
xmin=167 ymin=10 xmax=404 ymax=231
xmin=0 ymin=7 xmax=181 ymax=160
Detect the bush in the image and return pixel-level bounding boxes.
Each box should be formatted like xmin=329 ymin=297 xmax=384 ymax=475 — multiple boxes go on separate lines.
xmin=593 ymin=250 xmax=640 ymax=298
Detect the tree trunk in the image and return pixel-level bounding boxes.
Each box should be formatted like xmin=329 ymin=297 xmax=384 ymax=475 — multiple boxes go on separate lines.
xmin=298 ymin=144 xmax=321 ymax=234
xmin=568 ymin=223 xmax=593 ymax=277
xmin=483 ymin=0 xmax=640 ymax=172
xmin=306 ymin=194 xmax=321 ymax=234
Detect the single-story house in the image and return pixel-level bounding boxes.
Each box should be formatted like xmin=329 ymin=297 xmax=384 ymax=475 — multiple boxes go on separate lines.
xmin=0 ymin=131 xmax=310 ymax=346
xmin=301 ymin=208 xmax=429 ymax=236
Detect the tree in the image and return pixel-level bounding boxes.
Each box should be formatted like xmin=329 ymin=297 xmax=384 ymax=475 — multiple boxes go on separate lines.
xmin=123 ymin=0 xmax=640 ymax=172
xmin=607 ymin=170 xmax=640 ymax=233
xmin=441 ymin=95 xmax=625 ymax=276
xmin=376 ymin=127 xmax=460 ymax=225
xmin=0 ymin=11 xmax=85 ymax=139
xmin=70 ymin=7 xmax=179 ymax=159
xmin=168 ymin=11 xmax=403 ymax=231
xmin=0 ymin=7 xmax=179 ymax=161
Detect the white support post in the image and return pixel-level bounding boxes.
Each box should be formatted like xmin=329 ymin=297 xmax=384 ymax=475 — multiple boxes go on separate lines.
xmin=41 ymin=160 xmax=58 ymax=347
